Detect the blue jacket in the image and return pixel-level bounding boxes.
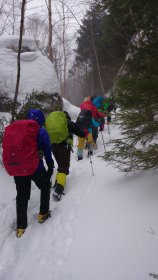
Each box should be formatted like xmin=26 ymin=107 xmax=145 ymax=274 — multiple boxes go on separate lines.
xmin=88 ymin=117 xmax=100 ymax=133
xmin=27 ymin=109 xmax=54 ymax=173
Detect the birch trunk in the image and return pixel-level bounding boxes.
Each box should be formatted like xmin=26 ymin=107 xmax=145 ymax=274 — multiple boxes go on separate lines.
xmin=11 ymin=0 xmax=26 ymax=122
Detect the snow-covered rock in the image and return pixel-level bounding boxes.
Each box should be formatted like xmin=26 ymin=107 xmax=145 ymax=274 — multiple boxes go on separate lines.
xmin=0 ymin=35 xmax=80 ymax=118
xmin=0 ymin=35 xmax=60 ymax=102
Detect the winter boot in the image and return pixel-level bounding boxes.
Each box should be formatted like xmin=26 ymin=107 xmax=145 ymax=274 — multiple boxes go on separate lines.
xmin=99 ymin=124 xmax=104 ymax=131
xmin=38 ymin=211 xmax=51 ymax=224
xmin=16 ymin=228 xmax=25 ymax=238
xmin=87 ymin=150 xmax=93 ymax=157
xmin=87 ymin=142 xmax=93 ymax=157
xmin=87 ymin=145 xmax=93 ymax=157
xmin=78 ymin=156 xmax=83 ymax=161
xmin=53 ymin=183 xmax=64 ymax=201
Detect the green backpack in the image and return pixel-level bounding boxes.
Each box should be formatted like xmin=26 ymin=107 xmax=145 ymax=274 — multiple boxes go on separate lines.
xmin=45 ymin=111 xmax=68 ymax=144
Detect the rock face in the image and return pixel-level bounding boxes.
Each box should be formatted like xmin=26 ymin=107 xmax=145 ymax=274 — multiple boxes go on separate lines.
xmin=0 ymin=35 xmax=60 ymax=102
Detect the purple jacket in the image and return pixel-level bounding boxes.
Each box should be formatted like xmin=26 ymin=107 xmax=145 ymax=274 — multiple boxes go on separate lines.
xmin=27 ymin=109 xmax=54 ymax=172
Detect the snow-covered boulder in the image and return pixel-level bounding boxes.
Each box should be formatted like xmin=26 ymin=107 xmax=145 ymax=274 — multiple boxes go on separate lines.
xmin=0 ymin=35 xmax=60 ymax=102
xmin=0 ymin=35 xmax=81 ymax=119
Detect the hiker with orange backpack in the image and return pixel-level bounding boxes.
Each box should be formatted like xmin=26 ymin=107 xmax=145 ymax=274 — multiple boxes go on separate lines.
xmin=2 ymin=109 xmax=54 ymax=238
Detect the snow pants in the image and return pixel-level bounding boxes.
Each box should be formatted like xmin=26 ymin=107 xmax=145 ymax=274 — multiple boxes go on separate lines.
xmin=92 ymin=126 xmax=98 ymax=143
xmin=107 ymin=112 xmax=111 ymax=123
xmin=51 ymin=142 xmax=71 ymax=188
xmin=77 ymin=133 xmax=93 ymax=158
xmin=14 ymin=170 xmax=50 ymax=229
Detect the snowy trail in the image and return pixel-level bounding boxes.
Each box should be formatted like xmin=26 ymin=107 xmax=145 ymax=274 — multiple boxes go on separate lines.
xmin=0 ymin=129 xmax=110 ymax=280
xmin=0 ymin=126 xmax=158 ymax=280
xmin=0 ymin=136 xmax=102 ymax=280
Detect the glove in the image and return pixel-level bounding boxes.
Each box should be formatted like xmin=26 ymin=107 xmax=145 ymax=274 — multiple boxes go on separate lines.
xmin=67 ymin=138 xmax=73 ymax=146
xmin=67 ymin=138 xmax=73 ymax=152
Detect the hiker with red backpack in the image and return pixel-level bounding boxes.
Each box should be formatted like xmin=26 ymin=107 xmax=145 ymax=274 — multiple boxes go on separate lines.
xmin=76 ymin=110 xmax=100 ymax=160
xmin=2 ymin=109 xmax=54 ymax=238
xmin=45 ymin=110 xmax=85 ymax=201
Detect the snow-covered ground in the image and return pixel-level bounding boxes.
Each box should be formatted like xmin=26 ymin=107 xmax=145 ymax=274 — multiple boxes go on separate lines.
xmin=0 ymin=122 xmax=158 ymax=280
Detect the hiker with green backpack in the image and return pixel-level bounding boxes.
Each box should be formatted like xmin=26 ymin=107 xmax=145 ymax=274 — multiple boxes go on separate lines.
xmin=45 ymin=110 xmax=85 ymax=201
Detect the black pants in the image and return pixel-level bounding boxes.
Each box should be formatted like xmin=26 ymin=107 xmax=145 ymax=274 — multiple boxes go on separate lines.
xmin=51 ymin=142 xmax=70 ymax=175
xmin=14 ymin=170 xmax=50 ymax=229
xmin=92 ymin=126 xmax=98 ymax=143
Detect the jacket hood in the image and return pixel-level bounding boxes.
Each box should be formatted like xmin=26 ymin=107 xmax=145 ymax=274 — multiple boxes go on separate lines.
xmin=92 ymin=96 xmax=104 ymax=109
xmin=27 ymin=109 xmax=45 ymax=126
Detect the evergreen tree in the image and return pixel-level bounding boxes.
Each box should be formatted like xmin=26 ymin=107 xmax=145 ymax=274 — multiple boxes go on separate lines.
xmin=73 ymin=0 xmax=129 ymax=96
xmin=16 ymin=91 xmax=63 ymax=120
xmin=103 ymin=0 xmax=158 ymax=171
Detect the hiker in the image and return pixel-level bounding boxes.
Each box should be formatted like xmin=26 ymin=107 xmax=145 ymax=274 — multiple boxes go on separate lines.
xmin=107 ymin=99 xmax=116 ymax=124
xmin=2 ymin=109 xmax=54 ymax=238
xmin=77 ymin=96 xmax=105 ymax=155
xmin=76 ymin=112 xmax=100 ymax=160
xmin=80 ymin=96 xmax=105 ymax=124
xmin=45 ymin=110 xmax=85 ymax=201
xmin=92 ymin=96 xmax=105 ymax=131
xmin=90 ymin=96 xmax=104 ymax=146
xmin=102 ymin=97 xmax=116 ymax=124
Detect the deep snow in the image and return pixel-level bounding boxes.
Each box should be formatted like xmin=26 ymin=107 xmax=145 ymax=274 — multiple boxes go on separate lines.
xmin=0 ymin=122 xmax=158 ymax=280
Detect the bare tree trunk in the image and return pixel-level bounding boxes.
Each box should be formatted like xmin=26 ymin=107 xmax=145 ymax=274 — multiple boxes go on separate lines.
xmin=12 ymin=0 xmax=15 ymax=35
xmin=48 ymin=0 xmax=53 ymax=61
xmin=11 ymin=0 xmax=26 ymax=122
xmin=62 ymin=1 xmax=66 ymax=98
xmin=22 ymin=1 xmax=27 ymax=35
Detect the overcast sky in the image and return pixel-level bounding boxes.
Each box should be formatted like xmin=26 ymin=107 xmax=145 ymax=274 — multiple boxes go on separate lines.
xmin=25 ymin=0 xmax=90 ymax=70
xmin=26 ymin=0 xmax=89 ymax=35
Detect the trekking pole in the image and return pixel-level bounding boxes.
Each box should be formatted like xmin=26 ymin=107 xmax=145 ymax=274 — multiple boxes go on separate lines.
xmin=100 ymin=130 xmax=106 ymax=152
xmin=107 ymin=124 xmax=112 ymax=142
xmin=87 ymin=146 xmax=95 ymax=176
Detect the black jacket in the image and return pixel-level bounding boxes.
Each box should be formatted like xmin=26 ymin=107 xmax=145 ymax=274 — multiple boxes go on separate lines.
xmin=68 ymin=119 xmax=85 ymax=138
xmin=64 ymin=111 xmax=85 ymax=139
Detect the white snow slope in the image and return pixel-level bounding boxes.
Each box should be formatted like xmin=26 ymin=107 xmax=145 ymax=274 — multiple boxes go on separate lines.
xmin=0 ymin=123 xmax=158 ymax=280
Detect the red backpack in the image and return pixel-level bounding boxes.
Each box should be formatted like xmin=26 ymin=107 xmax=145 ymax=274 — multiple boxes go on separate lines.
xmin=2 ymin=120 xmax=40 ymax=176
